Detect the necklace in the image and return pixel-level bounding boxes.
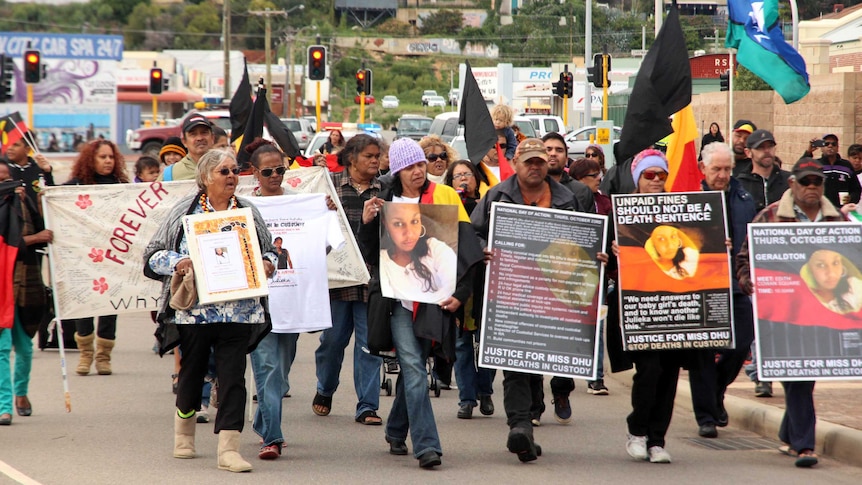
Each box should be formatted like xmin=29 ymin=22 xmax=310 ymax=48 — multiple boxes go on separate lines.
xmin=348 ymin=174 xmax=370 ymax=193
xmin=199 ymin=193 xmax=237 ymax=212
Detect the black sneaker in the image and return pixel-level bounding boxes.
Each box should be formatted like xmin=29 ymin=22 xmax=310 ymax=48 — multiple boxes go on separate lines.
xmin=386 ymin=436 xmax=408 ymax=456
xmin=552 ymin=394 xmax=572 ymax=424
xmin=507 ymin=427 xmax=539 ymax=462
xmin=587 ymin=379 xmax=609 ymax=395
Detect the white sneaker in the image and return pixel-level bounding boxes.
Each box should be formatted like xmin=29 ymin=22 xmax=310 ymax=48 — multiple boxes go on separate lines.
xmin=626 ymin=434 xmax=648 ymax=460
xmin=196 ymin=406 xmax=210 ymax=424
xmin=648 ymin=446 xmax=672 ymax=463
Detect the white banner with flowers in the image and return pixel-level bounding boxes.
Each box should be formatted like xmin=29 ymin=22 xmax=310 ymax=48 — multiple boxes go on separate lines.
xmin=42 ymin=167 xmax=368 ymax=319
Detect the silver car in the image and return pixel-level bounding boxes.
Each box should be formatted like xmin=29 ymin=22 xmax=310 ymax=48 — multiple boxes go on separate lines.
xmin=565 ymin=125 xmax=622 ymax=157
xmin=280 ymin=118 xmax=315 ymax=150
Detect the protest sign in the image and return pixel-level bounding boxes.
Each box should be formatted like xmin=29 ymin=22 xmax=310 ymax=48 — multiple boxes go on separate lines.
xmin=252 ymin=193 xmax=344 ymax=333
xmin=748 ymin=222 xmax=862 ymax=381
xmin=612 ymin=191 xmax=733 ymax=351
xmin=42 ymin=167 xmax=367 ymax=319
xmin=378 ymin=202 xmax=458 ymax=304
xmin=478 ymin=202 xmax=607 ymax=379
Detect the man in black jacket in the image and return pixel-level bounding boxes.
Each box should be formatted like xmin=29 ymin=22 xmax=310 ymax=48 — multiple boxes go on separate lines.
xmin=736 ymin=129 xmax=790 ymax=212
xmin=801 ymin=133 xmax=860 ymax=207
xmin=472 ymin=139 xmax=584 ymax=463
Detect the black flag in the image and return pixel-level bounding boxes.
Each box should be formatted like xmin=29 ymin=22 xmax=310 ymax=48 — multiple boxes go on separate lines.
xmin=616 ymin=5 xmax=692 ymax=163
xmin=458 ymin=61 xmax=496 ymax=165
xmin=229 ymin=58 xmax=252 ymax=143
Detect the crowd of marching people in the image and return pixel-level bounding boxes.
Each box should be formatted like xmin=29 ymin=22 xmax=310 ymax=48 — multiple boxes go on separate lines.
xmin=2 ymin=111 xmax=856 ymax=472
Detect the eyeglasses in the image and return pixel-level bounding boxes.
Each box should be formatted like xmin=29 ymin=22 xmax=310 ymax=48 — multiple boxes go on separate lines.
xmin=584 ymin=152 xmax=600 ymax=158
xmin=797 ymin=176 xmax=824 ymax=187
xmin=217 ymin=167 xmax=241 ymax=176
xmin=427 ymin=152 xmax=448 ymax=162
xmin=641 ymin=171 xmax=668 ymax=181
xmin=453 ymin=172 xmax=474 ymax=179
xmin=259 ymin=166 xmax=286 ymax=178
xmin=823 ymin=141 xmax=837 ymax=147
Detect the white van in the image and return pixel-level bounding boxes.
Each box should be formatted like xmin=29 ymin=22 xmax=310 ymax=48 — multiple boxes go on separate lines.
xmin=524 ymin=115 xmax=566 ymax=138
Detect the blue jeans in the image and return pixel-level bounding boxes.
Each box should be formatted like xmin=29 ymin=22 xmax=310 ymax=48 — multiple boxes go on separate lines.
xmin=0 ymin=313 xmax=33 ymax=415
xmin=454 ymin=327 xmax=495 ymax=407
xmin=315 ymin=300 xmax=381 ymax=418
xmin=385 ymin=304 xmax=441 ymax=458
xmin=251 ymin=332 xmax=299 ymax=446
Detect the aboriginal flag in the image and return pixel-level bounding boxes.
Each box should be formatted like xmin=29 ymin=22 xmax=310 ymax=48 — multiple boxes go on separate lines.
xmin=0 ymin=112 xmax=28 ymax=153
xmin=0 ymin=180 xmax=23 ymax=329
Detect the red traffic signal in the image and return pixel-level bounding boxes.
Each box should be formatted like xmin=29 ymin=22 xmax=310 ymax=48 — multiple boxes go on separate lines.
xmin=308 ymin=45 xmax=326 ymax=81
xmin=149 ymin=68 xmax=164 ymax=95
xmin=24 ymin=50 xmax=41 ymax=84
xmin=355 ymin=69 xmax=367 ymax=94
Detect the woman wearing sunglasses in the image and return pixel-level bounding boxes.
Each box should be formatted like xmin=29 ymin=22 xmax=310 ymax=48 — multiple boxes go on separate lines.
xmin=583 ymin=144 xmax=606 ymax=176
xmin=607 ymin=149 xmax=684 ymax=464
xmin=144 ymin=148 xmax=277 ymax=472
xmin=419 ymin=135 xmax=456 ymax=185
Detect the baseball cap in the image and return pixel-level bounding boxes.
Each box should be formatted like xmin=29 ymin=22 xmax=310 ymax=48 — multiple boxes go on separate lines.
xmin=182 ymin=114 xmax=213 ymax=134
xmin=792 ymin=158 xmax=825 ymax=179
xmin=823 ymin=133 xmax=838 ymax=141
xmin=515 ymin=138 xmax=548 ymax=164
xmin=746 ymin=129 xmax=775 ymax=149
xmin=733 ymin=120 xmax=756 ymax=134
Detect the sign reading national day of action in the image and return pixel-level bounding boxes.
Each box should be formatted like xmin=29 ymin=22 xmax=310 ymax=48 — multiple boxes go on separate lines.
xmin=479 ymin=203 xmax=607 ymax=379
xmin=612 ymin=191 xmax=733 ymax=351
xmin=748 ymin=222 xmax=862 ymax=381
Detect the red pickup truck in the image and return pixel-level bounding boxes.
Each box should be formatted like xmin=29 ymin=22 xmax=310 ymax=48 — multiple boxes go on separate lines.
xmin=126 ymin=110 xmax=232 ymax=155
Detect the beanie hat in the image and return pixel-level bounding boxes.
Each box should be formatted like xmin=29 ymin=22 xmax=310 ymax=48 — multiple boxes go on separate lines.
xmin=631 ymin=148 xmax=669 ymax=182
xmin=159 ymin=137 xmax=187 ymax=163
xmin=388 ymin=138 xmax=427 ymax=175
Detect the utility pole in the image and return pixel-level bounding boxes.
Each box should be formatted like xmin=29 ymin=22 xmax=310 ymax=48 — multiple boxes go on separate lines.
xmin=250 ymin=5 xmax=304 ymax=105
xmin=249 ymin=8 xmax=284 ymax=103
xmin=223 ymin=0 xmax=230 ymax=99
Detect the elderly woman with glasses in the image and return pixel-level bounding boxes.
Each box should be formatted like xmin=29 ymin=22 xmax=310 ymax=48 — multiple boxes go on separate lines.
xmin=144 ymin=148 xmax=277 ymax=473
xmin=419 ymin=135 xmax=457 ymax=185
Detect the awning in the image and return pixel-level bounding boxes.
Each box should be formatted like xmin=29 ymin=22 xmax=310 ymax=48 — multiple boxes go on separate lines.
xmin=118 ymin=91 xmax=203 ymax=103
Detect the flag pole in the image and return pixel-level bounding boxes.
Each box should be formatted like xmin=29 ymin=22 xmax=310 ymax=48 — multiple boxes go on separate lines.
xmin=13 ymin=123 xmax=39 ymax=155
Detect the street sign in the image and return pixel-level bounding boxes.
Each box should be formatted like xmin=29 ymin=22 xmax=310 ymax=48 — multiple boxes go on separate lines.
xmin=631 ymin=49 xmax=648 ymax=57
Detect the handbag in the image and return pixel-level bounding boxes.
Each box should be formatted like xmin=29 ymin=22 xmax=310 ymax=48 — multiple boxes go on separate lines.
xmin=169 ymin=268 xmax=197 ymax=311
xmin=366 ymin=277 xmax=394 ymax=356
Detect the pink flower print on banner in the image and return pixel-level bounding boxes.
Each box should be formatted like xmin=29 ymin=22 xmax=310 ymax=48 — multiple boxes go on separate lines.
xmin=286 ymin=178 xmax=301 ymax=188
xmin=76 ymin=194 xmax=93 ymax=209
xmin=92 ymin=277 xmax=108 ymax=294
xmin=89 ymin=248 xmax=105 ymax=262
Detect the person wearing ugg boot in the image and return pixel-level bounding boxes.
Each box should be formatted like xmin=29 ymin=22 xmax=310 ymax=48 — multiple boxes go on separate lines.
xmin=69 ymin=316 xmax=117 ymax=376
xmin=143 ymin=148 xmax=277 ymax=472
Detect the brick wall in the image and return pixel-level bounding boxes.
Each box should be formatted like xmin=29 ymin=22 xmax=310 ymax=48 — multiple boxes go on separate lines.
xmin=692 ymin=72 xmax=862 ymax=169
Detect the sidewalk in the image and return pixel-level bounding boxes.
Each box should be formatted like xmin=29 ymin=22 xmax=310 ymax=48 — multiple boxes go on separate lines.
xmin=611 ymin=368 xmax=862 ymax=468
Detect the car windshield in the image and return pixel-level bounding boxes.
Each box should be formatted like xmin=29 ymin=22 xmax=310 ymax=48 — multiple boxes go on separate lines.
xmin=399 ymin=119 xmax=431 ymax=131
xmin=282 ymin=120 xmax=301 ymax=131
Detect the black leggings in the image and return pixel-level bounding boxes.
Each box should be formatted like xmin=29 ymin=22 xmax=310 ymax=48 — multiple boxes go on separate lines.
xmin=70 ymin=315 xmax=117 ymax=340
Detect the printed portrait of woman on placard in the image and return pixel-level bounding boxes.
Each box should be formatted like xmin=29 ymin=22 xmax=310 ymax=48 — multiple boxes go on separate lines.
xmin=644 ymin=225 xmax=700 ymax=280
xmin=801 ymin=249 xmax=862 ymax=314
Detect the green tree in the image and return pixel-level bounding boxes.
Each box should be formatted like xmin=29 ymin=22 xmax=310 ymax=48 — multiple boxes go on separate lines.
xmin=735 ymin=65 xmax=772 ymax=91
xmin=173 ymin=3 xmax=222 ymax=50
xmin=419 ymin=9 xmax=465 ymax=35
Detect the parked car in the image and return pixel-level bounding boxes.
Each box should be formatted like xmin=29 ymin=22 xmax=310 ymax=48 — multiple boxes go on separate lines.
xmin=382 ymin=95 xmax=400 ymax=109
xmin=426 ymin=95 xmax=447 ymax=108
xmin=301 ymin=115 xmax=318 ymax=132
xmin=280 ymin=117 xmax=315 ymax=150
xmin=427 ymin=112 xmax=462 ymax=143
xmin=354 ymin=95 xmax=375 ymax=104
xmin=450 ymin=135 xmax=467 ymax=160
xmin=565 ymin=125 xmax=622 ymax=157
xmin=421 ymin=90 xmax=438 ymax=106
xmin=512 ymin=116 xmax=538 ymax=139
xmin=524 ymin=115 xmax=566 ymax=138
xmin=395 ymin=114 xmax=432 ymax=141
xmin=126 ymin=110 xmax=233 ymax=156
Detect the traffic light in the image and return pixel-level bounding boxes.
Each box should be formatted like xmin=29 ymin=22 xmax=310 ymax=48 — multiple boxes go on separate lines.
xmin=720 ymin=71 xmax=730 ymax=91
xmin=589 ymin=54 xmax=612 ymax=89
xmin=307 ymin=45 xmax=326 ymax=81
xmin=23 ymin=50 xmax=40 ymax=84
xmin=561 ymin=72 xmax=573 ymax=97
xmin=355 ymin=69 xmax=366 ymax=94
xmin=0 ymin=55 xmax=13 ymax=102
xmin=364 ymin=69 xmax=373 ymax=96
xmin=552 ymin=79 xmax=562 ymax=98
xmin=149 ymin=68 xmax=163 ymax=95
